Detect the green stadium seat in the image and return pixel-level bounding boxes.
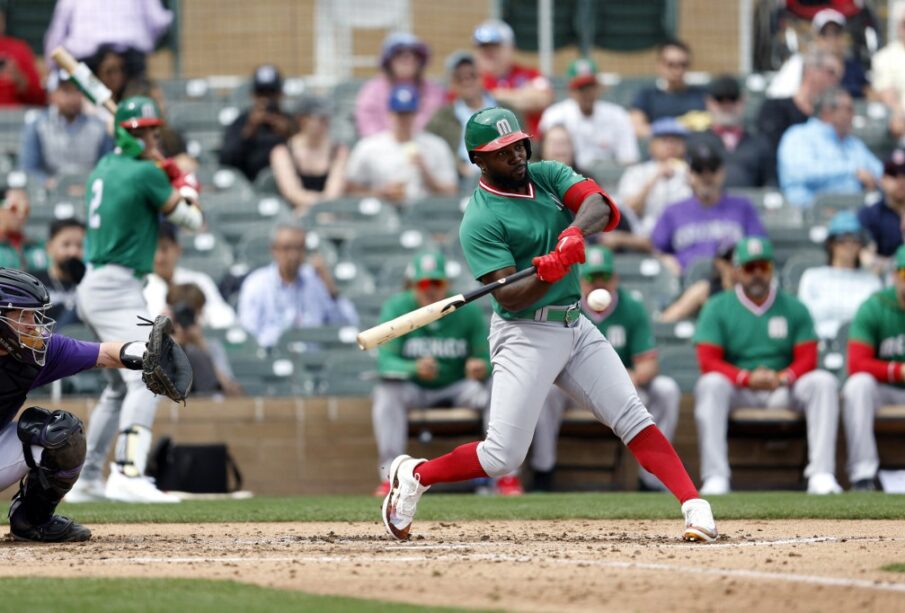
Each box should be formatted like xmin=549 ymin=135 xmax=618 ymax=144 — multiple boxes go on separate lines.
xmin=342 ymin=228 xmax=436 ymax=278
xmin=767 ymin=225 xmax=823 ymax=268
xmin=332 ymin=260 xmax=377 ymax=295
xmin=780 ymin=249 xmax=825 ymax=294
xmin=276 ymin=324 xmax=360 ymax=354
xmin=234 ymin=227 xmax=338 ymax=272
xmin=253 ymin=167 xmax=280 ymax=195
xmin=399 ymin=196 xmax=467 ymax=240
xmin=167 ymin=100 xmax=230 ymax=134
xmin=229 ymin=354 xmax=313 ymax=397
xmin=613 ymin=255 xmax=680 ymax=313
xmin=653 ymin=320 xmax=696 ymax=348
xmin=178 ymin=230 xmax=235 ymax=282
xmin=196 ymin=166 xmax=255 ymax=200
xmin=302 ymin=196 xmax=401 ymax=241
xmin=657 ymin=345 xmax=700 ymax=393
xmin=317 ymin=351 xmax=378 ymax=397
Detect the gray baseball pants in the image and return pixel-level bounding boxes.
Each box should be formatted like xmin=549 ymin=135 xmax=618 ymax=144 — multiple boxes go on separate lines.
xmin=532 ymin=375 xmax=680 ymax=489
xmin=694 ymin=370 xmax=839 ymax=482
xmin=842 ymin=373 xmax=905 ymax=482
xmin=476 ymin=314 xmax=655 ymax=478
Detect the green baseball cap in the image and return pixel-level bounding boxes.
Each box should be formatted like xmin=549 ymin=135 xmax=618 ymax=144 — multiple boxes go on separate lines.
xmin=733 ymin=236 xmax=774 ymax=266
xmin=896 ymin=245 xmax=905 ymax=270
xmin=580 ymin=245 xmax=614 ymax=277
xmin=567 ymin=57 xmax=599 ymax=89
xmin=409 ymin=251 xmax=447 ymax=282
xmin=115 ymin=96 xmax=164 ymax=130
xmin=464 ymin=107 xmax=531 ymax=153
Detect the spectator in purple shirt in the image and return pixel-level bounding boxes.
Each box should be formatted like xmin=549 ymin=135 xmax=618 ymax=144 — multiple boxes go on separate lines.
xmin=0 ymin=268 xmax=176 ymax=543
xmin=44 ymin=0 xmax=173 ymax=82
xmin=651 ymin=142 xmax=766 ymax=275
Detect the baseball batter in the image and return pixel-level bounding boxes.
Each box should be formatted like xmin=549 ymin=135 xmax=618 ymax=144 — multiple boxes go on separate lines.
xmin=532 ymin=245 xmax=681 ymax=491
xmin=69 ymin=96 xmax=203 ymax=503
xmin=0 ymin=268 xmax=186 ymax=541
xmin=382 ymin=108 xmax=717 ymax=542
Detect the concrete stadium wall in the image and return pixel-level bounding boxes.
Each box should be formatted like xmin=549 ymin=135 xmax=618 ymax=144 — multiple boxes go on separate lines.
xmin=168 ymin=0 xmax=741 ymax=80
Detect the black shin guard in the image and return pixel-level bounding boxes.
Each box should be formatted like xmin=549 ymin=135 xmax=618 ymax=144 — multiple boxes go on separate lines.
xmin=9 ymin=407 xmax=91 ymax=542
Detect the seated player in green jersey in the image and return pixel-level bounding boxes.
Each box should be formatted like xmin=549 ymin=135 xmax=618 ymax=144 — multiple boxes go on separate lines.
xmin=842 ymin=245 xmax=905 ymax=491
xmin=693 ymin=236 xmax=843 ymax=496
xmin=532 ymin=245 xmax=681 ymax=491
xmin=0 ymin=187 xmax=45 ymax=272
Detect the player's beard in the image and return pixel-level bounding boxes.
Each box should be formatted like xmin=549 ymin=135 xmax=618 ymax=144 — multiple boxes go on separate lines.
xmin=743 ymin=277 xmax=770 ymax=301
xmin=487 ymin=163 xmax=529 ymax=191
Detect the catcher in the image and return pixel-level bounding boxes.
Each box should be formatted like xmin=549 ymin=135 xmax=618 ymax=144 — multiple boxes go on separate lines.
xmin=0 ymin=267 xmax=191 ymax=542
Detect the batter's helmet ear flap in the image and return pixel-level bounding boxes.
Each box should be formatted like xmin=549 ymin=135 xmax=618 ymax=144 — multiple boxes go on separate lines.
xmin=114 ymin=126 xmax=146 ymax=158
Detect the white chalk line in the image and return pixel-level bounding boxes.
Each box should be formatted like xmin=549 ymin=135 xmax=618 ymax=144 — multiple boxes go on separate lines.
xmin=102 ymin=549 xmax=905 ymax=595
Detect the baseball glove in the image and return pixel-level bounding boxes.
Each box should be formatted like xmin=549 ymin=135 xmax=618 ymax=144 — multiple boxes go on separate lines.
xmin=141 ymin=315 xmax=193 ymax=403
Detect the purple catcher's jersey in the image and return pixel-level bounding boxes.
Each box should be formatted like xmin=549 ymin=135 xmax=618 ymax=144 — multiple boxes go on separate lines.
xmin=0 ymin=335 xmax=100 ymax=428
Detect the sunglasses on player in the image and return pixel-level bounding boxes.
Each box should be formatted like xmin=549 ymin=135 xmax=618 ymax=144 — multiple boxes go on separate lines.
xmin=415 ymin=278 xmax=447 ymax=290
xmin=741 ymin=260 xmax=773 ymax=274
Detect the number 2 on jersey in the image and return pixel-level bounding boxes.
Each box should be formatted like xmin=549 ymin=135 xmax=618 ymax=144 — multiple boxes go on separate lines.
xmin=88 ymin=178 xmax=103 ymax=229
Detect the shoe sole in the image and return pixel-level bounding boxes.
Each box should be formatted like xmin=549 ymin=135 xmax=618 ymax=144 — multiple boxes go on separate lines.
xmin=382 ymin=455 xmax=412 ymax=541
xmin=683 ymin=526 xmax=718 ymax=543
xmin=10 ymin=528 xmax=92 ymax=543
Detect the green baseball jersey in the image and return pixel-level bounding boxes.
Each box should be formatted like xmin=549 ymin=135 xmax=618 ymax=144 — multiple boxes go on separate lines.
xmin=848 ymin=288 xmax=905 ymax=388
xmin=585 ymin=287 xmax=655 ymax=369
xmin=0 ymin=240 xmax=46 ymax=271
xmin=84 ymin=153 xmax=173 ymax=275
xmin=459 ymin=160 xmax=585 ymax=319
xmin=693 ymin=286 xmax=816 ymax=371
xmin=377 ymin=290 xmax=490 ymax=389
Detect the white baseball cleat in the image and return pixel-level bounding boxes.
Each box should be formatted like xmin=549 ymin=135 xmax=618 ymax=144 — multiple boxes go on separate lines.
xmin=382 ymin=454 xmax=429 ymax=540
xmin=64 ymin=476 xmax=107 ymax=503
xmin=105 ymin=464 xmax=181 ymax=503
xmin=807 ymin=472 xmax=843 ymax=495
xmin=699 ymin=475 xmax=731 ymax=496
xmin=681 ymin=498 xmax=718 ymax=543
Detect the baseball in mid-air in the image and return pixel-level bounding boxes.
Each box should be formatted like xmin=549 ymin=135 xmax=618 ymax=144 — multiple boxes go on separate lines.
xmin=587 ymin=288 xmax=612 ymax=311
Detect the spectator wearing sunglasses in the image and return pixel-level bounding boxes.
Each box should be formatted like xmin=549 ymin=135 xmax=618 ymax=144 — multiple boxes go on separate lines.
xmin=693 ymin=236 xmax=843 ymax=496
xmin=629 ymin=39 xmax=707 ymax=139
xmin=797 ymin=211 xmax=881 ymax=340
xmin=842 ymin=245 xmax=905 ymax=491
xmin=688 ymin=76 xmax=774 ymax=188
xmin=859 ymin=149 xmax=905 ymax=275
xmin=778 ymin=87 xmax=882 ymax=208
xmin=371 ymin=251 xmax=504 ymax=496
xmin=651 ymin=142 xmax=766 ymax=275
xmin=531 ymin=245 xmax=680 ymax=492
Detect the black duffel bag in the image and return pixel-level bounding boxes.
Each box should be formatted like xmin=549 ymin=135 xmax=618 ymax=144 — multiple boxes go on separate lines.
xmin=148 ymin=437 xmax=243 ymax=494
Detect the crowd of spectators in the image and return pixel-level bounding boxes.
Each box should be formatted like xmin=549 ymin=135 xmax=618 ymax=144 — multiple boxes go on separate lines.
xmin=0 ymin=7 xmax=903 ymax=493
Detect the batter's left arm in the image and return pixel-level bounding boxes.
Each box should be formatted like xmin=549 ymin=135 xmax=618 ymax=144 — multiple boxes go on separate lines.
xmin=562 ymin=180 xmax=621 ymax=236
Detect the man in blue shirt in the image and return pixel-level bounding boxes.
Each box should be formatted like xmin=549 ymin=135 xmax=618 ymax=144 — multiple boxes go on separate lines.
xmin=860 ymin=149 xmax=905 ymax=273
xmin=778 ymin=87 xmax=882 ymax=208
xmin=237 ymin=223 xmax=358 ymax=348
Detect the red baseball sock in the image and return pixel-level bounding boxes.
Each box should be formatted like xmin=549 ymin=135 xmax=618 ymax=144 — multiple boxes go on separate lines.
xmin=414 ymin=441 xmax=488 ymax=486
xmin=627 ymin=425 xmax=699 ymax=503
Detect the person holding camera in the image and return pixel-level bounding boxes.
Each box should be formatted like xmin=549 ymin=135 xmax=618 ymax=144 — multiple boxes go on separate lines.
xmin=220 ymin=65 xmax=294 ymax=181
xmin=166 ymin=283 xmax=242 ymax=397
xmin=32 ymin=218 xmax=86 ymax=327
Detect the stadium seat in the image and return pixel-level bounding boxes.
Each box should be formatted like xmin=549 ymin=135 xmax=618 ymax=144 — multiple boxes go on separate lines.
xmin=585 ymin=159 xmax=626 ymax=190
xmin=767 ymin=225 xmax=823 ymax=268
xmin=779 ymin=249 xmax=825 ymax=294
xmin=229 ymin=353 xmax=312 ymax=397
xmin=276 ymin=324 xmax=360 ymax=354
xmin=342 ymin=228 xmax=436 ymax=278
xmin=728 ymin=188 xmax=804 ymax=228
xmin=302 ymin=196 xmax=401 ymax=241
xmin=808 ymin=192 xmax=866 ymax=225
xmin=653 ymin=320 xmax=696 ymax=348
xmin=167 ymin=99 xmax=230 ymax=134
xmin=600 ymin=76 xmax=656 ymax=109
xmin=682 ymin=257 xmax=713 ymax=289
xmin=615 ymin=255 xmax=680 ymax=314
xmin=657 ymin=345 xmax=700 ymax=393
xmin=332 ymin=259 xmax=377 ymax=295
xmin=196 ymin=166 xmax=255 ymax=200
xmin=0 ymin=108 xmax=37 ymax=159
xmin=178 ymin=230 xmax=235 ymax=283
xmin=399 ymin=196 xmax=467 ymax=241
xmin=253 ymin=167 xmax=280 ymax=195
xmin=316 ymin=350 xmax=378 ymax=396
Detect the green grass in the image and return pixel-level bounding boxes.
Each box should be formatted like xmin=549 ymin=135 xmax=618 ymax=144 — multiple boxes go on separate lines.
xmin=0 ymin=578 xmax=472 ymax=612
xmin=22 ymin=492 xmax=905 ymax=525
xmin=881 ymin=563 xmax=905 ymax=573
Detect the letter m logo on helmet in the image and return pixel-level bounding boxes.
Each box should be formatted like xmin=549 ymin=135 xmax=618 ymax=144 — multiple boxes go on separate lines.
xmin=115 ymin=96 xmax=165 ymax=130
xmin=465 ymin=107 xmax=531 ymax=153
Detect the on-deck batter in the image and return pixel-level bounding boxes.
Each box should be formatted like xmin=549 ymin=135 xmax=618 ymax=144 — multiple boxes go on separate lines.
xmin=381 ymin=107 xmax=717 ymax=542
xmin=69 ymin=96 xmax=203 ymax=503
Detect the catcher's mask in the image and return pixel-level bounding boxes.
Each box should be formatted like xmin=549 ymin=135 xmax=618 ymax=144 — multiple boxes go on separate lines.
xmin=0 ymin=268 xmax=55 ymax=366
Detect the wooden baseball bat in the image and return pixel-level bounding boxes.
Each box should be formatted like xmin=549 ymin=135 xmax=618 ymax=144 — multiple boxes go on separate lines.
xmin=50 ymin=47 xmax=118 ymax=115
xmin=356 ymin=266 xmax=536 ymax=350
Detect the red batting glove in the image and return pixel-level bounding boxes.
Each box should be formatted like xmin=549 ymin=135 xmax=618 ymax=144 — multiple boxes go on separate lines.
xmin=158 ymin=158 xmax=182 ymax=182
xmin=532 ymin=252 xmax=570 ymax=283
xmin=555 ymin=226 xmax=585 ymax=266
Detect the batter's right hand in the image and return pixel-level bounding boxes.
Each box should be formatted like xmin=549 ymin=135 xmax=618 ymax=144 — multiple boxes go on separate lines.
xmin=532 ymin=252 xmax=570 ymax=283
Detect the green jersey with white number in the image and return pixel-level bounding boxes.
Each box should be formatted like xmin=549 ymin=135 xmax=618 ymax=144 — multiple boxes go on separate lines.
xmin=584 ymin=287 xmax=655 ymax=369
xmin=848 ymin=288 xmax=905 ymax=388
xmin=377 ymin=290 xmax=490 ymax=389
xmin=459 ymin=161 xmax=585 ymax=319
xmin=85 ymin=152 xmax=173 ymax=275
xmin=693 ymin=285 xmax=817 ymax=371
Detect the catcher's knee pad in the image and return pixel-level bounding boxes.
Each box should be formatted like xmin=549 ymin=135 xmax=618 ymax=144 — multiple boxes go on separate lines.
xmin=17 ymin=406 xmax=86 ymax=491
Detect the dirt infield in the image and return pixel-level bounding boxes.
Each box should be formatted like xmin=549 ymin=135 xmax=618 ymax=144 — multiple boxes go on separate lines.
xmin=2 ymin=519 xmax=904 ymax=611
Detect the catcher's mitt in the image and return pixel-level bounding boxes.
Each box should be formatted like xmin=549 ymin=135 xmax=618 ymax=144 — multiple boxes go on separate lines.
xmin=141 ymin=315 xmax=193 ymax=402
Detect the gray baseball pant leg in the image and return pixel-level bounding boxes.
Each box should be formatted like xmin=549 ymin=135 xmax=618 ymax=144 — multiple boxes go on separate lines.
xmin=637 ymin=375 xmax=681 ymax=490
xmin=693 ymin=372 xmax=736 ymax=483
xmin=76 ymin=266 xmax=160 ymax=476
xmin=842 ymin=374 xmax=905 ymax=482
xmin=81 ymin=372 xmax=127 ymax=481
xmin=791 ymin=369 xmax=840 ymax=478
xmin=530 ymin=387 xmax=570 ymax=473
